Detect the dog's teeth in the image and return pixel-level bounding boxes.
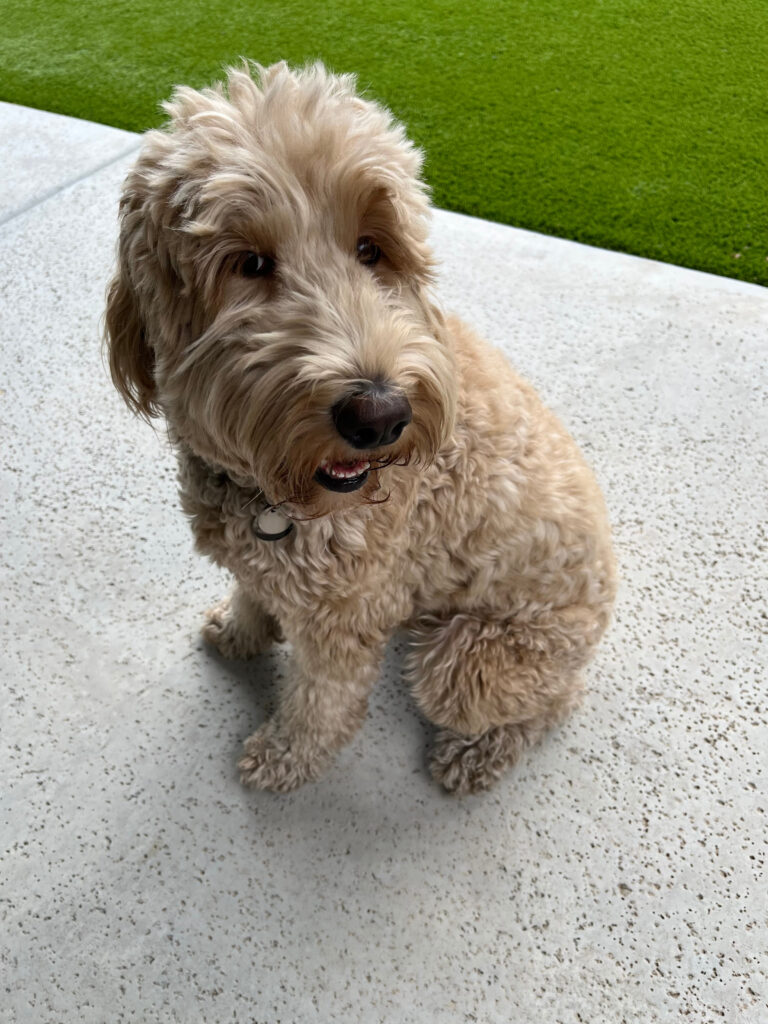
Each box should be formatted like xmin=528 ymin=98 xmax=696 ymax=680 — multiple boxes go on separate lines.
xmin=320 ymin=459 xmax=370 ymax=480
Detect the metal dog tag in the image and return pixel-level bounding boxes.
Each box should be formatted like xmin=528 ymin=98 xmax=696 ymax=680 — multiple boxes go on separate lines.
xmin=253 ymin=506 xmax=294 ymax=541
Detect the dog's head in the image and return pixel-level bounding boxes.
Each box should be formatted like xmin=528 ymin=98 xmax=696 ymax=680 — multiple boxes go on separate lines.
xmin=105 ymin=61 xmax=455 ymax=515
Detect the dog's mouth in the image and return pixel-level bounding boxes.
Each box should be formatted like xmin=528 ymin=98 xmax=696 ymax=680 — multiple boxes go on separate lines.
xmin=314 ymin=457 xmax=371 ymax=493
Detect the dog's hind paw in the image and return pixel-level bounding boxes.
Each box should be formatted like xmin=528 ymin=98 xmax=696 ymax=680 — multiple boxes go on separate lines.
xmin=430 ymin=725 xmax=524 ymax=795
xmin=238 ymin=725 xmax=325 ymax=792
xmin=202 ymin=597 xmax=279 ymax=659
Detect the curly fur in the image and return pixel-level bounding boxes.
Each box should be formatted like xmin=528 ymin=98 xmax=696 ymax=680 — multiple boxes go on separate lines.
xmin=105 ymin=61 xmax=616 ymax=794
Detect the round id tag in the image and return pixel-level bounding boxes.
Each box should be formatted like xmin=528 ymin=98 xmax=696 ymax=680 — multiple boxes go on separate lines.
xmin=253 ymin=506 xmax=294 ymax=541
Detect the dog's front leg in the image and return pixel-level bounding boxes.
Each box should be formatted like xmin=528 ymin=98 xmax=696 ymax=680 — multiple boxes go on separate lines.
xmin=202 ymin=582 xmax=283 ymax=659
xmin=238 ymin=626 xmax=385 ymax=792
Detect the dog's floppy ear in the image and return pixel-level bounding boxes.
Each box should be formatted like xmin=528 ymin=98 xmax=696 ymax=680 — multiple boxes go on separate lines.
xmin=104 ymin=238 xmax=158 ymax=419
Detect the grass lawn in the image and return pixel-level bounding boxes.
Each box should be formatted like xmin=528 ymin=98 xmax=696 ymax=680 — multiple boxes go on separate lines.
xmin=2 ymin=0 xmax=766 ymax=286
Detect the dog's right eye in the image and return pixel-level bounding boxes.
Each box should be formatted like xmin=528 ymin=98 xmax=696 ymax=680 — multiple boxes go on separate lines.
xmin=236 ymin=252 xmax=275 ymax=278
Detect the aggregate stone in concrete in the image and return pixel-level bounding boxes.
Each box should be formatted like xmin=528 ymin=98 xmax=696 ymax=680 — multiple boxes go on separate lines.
xmin=1 ymin=107 xmax=766 ymax=1023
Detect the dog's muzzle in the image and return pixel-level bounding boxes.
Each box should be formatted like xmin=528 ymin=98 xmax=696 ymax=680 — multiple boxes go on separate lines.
xmin=314 ymin=383 xmax=411 ymax=493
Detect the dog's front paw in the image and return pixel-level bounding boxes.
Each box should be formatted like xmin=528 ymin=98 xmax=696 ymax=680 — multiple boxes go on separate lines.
xmin=430 ymin=726 xmax=516 ymax=795
xmin=202 ymin=598 xmax=277 ymax=659
xmin=238 ymin=724 xmax=326 ymax=792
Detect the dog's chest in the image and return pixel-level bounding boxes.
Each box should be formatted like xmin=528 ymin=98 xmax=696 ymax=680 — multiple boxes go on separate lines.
xmin=232 ymin=511 xmax=371 ymax=601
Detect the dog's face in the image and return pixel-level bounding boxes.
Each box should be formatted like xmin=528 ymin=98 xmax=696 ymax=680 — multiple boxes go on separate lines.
xmin=106 ymin=62 xmax=456 ymax=515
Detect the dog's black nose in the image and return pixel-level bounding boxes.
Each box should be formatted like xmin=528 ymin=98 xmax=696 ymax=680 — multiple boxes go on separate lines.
xmin=332 ymin=385 xmax=412 ymax=450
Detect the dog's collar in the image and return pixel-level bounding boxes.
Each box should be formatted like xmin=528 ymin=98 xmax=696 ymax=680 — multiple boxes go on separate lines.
xmin=203 ymin=460 xmax=295 ymax=542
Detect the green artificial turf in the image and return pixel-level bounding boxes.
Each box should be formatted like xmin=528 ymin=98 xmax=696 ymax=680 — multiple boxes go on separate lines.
xmin=2 ymin=0 xmax=766 ymax=286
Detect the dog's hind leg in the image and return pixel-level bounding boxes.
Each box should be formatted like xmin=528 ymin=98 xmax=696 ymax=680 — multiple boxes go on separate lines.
xmin=202 ymin=583 xmax=282 ymax=659
xmin=406 ymin=610 xmax=602 ymax=794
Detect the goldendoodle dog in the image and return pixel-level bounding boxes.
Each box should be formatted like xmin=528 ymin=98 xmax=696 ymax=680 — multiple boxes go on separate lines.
xmin=105 ymin=61 xmax=616 ymax=794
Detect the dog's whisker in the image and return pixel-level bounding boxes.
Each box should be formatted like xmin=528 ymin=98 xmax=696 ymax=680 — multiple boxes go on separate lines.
xmin=239 ymin=488 xmax=265 ymax=512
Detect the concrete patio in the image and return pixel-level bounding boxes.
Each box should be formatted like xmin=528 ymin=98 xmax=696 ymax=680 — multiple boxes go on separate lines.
xmin=1 ymin=102 xmax=766 ymax=1023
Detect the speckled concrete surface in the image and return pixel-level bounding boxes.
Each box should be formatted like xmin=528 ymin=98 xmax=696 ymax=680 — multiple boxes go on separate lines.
xmin=0 ymin=101 xmax=138 ymax=225
xmin=1 ymin=107 xmax=766 ymax=1024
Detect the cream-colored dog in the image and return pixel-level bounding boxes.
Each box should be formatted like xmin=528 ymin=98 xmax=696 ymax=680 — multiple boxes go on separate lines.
xmin=106 ymin=62 xmax=616 ymax=794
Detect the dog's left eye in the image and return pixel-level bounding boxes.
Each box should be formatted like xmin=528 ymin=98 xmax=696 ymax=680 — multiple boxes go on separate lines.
xmin=236 ymin=252 xmax=275 ymax=278
xmin=356 ymin=237 xmax=382 ymax=267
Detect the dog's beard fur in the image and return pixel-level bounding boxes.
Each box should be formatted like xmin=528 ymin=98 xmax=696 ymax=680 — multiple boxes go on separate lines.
xmin=106 ymin=62 xmax=456 ymax=516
